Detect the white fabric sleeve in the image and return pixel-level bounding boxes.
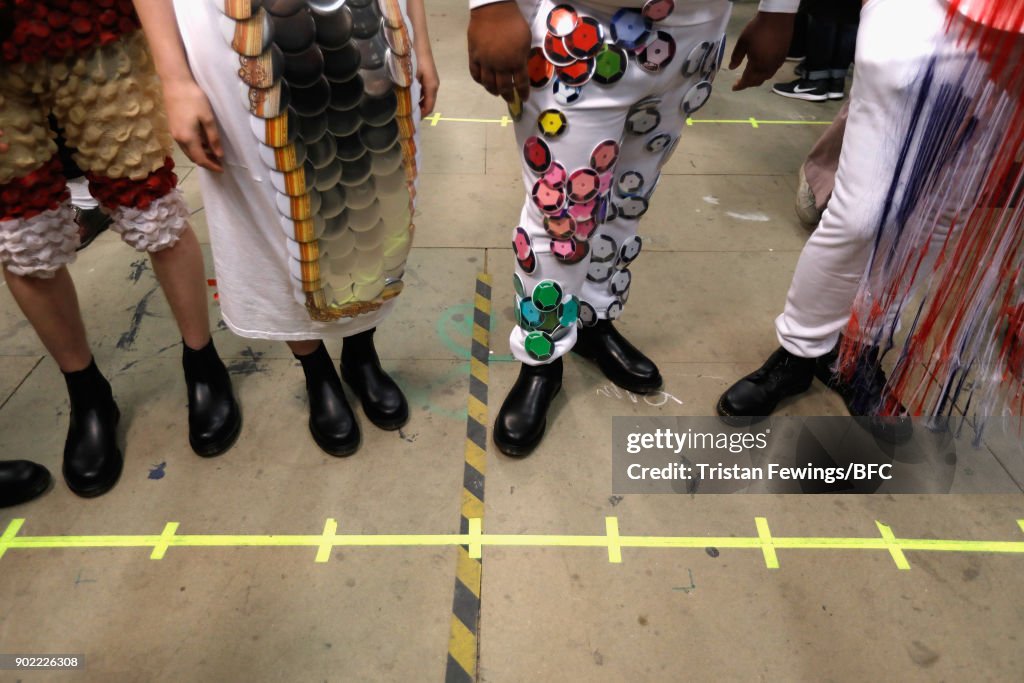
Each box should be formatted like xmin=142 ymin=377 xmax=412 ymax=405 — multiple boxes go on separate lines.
xmin=758 ymin=0 xmax=801 ymax=12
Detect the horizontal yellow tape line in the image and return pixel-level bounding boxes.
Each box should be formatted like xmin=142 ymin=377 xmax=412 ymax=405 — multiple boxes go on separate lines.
xmin=4 ymin=519 xmax=1024 ymax=568
xmin=424 ymin=113 xmax=831 ymax=128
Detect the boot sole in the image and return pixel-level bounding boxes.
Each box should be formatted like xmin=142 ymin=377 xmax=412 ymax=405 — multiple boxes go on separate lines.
xmin=493 ymin=386 xmax=561 ymax=458
xmin=190 ymin=413 xmax=243 ymax=458
xmin=570 ymin=349 xmax=663 ymax=395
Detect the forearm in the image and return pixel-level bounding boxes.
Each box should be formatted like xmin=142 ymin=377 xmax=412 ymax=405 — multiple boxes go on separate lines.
xmin=407 ymin=0 xmax=434 ymax=62
xmin=131 ymin=0 xmax=195 ymax=88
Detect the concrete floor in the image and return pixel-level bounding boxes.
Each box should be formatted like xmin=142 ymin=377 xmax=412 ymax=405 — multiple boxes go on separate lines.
xmin=2 ymin=2 xmax=1023 ymax=681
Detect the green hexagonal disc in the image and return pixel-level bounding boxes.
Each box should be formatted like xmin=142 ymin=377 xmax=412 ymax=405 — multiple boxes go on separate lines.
xmin=594 ymin=44 xmax=627 ymax=85
xmin=532 ymin=279 xmax=563 ymax=312
xmin=558 ymin=296 xmax=580 ymax=327
xmin=538 ymin=309 xmax=561 ymax=333
xmin=514 ymin=298 xmax=524 ymax=328
xmin=524 ymin=331 xmax=555 ymax=361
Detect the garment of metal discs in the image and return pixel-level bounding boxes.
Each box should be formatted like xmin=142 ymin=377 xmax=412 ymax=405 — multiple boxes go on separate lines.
xmin=218 ymin=0 xmax=417 ymax=320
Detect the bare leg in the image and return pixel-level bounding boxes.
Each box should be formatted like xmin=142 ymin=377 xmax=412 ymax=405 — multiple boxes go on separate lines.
xmin=287 ymin=339 xmax=323 ymax=356
xmin=4 ymin=266 xmax=92 ymax=372
xmin=147 ymin=225 xmax=211 ymax=350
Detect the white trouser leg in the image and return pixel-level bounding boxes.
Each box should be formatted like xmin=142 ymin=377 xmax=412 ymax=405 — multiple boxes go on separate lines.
xmin=508 ymin=0 xmax=731 ymax=364
xmin=775 ymin=0 xmax=968 ymax=358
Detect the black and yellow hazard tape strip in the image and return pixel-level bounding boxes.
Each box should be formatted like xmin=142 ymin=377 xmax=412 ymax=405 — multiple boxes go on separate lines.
xmin=445 ymin=273 xmax=491 ymax=683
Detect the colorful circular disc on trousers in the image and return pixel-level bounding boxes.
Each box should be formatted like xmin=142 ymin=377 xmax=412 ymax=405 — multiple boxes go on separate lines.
xmin=519 ymin=299 xmax=544 ymax=329
xmin=524 ymin=331 xmax=555 ymax=361
xmin=642 ymin=0 xmax=675 ymax=22
xmin=587 ymin=259 xmax=614 ymax=283
xmin=638 ymin=31 xmax=675 ymax=73
xmin=579 ymin=301 xmax=598 ymax=326
xmin=536 ymin=309 xmax=562 ymax=333
xmin=513 ymin=273 xmax=526 ymax=298
xmin=606 ymin=266 xmax=630 ymax=294
xmin=617 ymin=170 xmax=644 ymax=195
xmin=559 ymin=297 xmax=580 ymax=327
xmin=574 ymin=217 xmax=598 ymax=240
xmin=595 ymin=195 xmax=610 ymax=223
xmin=537 ymin=109 xmax=569 ymax=138
xmin=591 ymin=234 xmax=617 ymax=262
xmin=543 ymin=32 xmax=576 ymax=66
xmin=567 ymin=199 xmax=596 ymax=222
xmin=607 ymin=300 xmax=623 ymax=320
xmin=565 ymin=17 xmax=604 ymax=59
xmin=589 ymin=140 xmax=620 ymax=173
xmin=610 ymin=9 xmax=652 ymax=50
xmin=513 ymin=228 xmax=536 ymax=274
xmin=681 ymin=81 xmax=712 ymax=116
xmin=593 ymin=43 xmax=628 ymax=85
xmin=532 ymin=179 xmax=566 ymax=214
xmin=598 ymin=171 xmax=613 ymax=194
xmin=556 ymin=58 xmax=595 ymax=87
xmin=567 ymin=168 xmax=600 ymax=203
xmin=528 ymin=48 xmax=555 ymax=88
xmin=617 ymin=195 xmax=649 ymax=219
xmin=546 ymin=4 xmax=579 ymax=37
xmin=645 ymin=133 xmax=672 ymax=153
xmin=617 ymin=235 xmax=642 ymax=267
xmin=544 ymin=213 xmax=576 ymax=239
xmin=552 ymin=80 xmax=583 ymax=106
xmin=703 ymin=40 xmax=725 ymax=79
xmin=550 ymin=237 xmax=585 ymax=263
xmin=523 ymin=136 xmax=552 ymax=174
xmin=531 ymin=280 xmax=563 ymax=311
xmin=625 ymin=105 xmax=660 ymax=135
xmin=683 ymin=41 xmax=713 ymax=76
xmin=542 ymin=161 xmax=567 ymax=188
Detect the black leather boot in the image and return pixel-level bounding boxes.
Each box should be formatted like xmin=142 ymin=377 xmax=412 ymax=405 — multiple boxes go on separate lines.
xmin=63 ymin=359 xmax=122 ymax=497
xmin=297 ymin=342 xmax=360 ymax=456
xmin=0 ymin=460 xmax=51 ymax=508
xmin=341 ymin=328 xmax=409 ymax=430
xmin=717 ymin=347 xmax=815 ymax=423
xmin=572 ymin=320 xmax=662 ymax=394
xmin=183 ymin=339 xmax=241 ymax=457
xmin=493 ymin=358 xmax=562 ymax=457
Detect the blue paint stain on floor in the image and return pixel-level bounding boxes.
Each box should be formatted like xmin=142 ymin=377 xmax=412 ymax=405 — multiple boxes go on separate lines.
xmin=148 ymin=462 xmax=167 ymax=480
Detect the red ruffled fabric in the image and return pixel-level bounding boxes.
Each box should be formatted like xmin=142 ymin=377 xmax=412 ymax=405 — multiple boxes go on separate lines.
xmin=86 ymin=157 xmax=178 ymax=211
xmin=1 ymin=0 xmax=140 ymax=64
xmin=0 ymin=156 xmax=69 ymax=221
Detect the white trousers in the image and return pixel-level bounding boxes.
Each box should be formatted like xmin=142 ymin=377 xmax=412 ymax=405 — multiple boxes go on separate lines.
xmin=775 ymin=0 xmax=974 ymax=358
xmin=509 ymin=0 xmax=732 ymax=364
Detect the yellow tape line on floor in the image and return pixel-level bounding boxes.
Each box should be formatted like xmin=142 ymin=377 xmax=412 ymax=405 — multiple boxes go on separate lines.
xmin=3 ymin=517 xmax=1024 ymax=571
xmin=421 ymin=113 xmax=832 ymax=128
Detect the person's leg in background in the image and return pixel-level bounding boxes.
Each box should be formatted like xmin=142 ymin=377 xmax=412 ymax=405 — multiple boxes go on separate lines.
xmin=795 ymin=99 xmax=849 ymax=227
xmin=774 ymin=0 xmax=860 ymax=102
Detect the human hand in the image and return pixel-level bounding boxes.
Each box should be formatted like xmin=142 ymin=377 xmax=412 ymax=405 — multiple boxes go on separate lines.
xmin=729 ymin=11 xmax=795 ymax=91
xmin=162 ymin=79 xmax=224 ymax=172
xmin=416 ymin=43 xmax=440 ymax=116
xmin=467 ymin=1 xmax=531 ymax=104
